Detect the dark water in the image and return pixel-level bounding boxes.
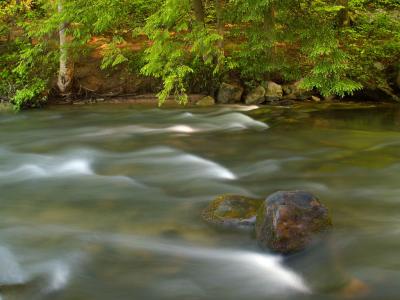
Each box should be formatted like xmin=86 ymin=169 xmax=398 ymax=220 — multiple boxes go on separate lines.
xmin=0 ymin=103 xmax=399 ymax=300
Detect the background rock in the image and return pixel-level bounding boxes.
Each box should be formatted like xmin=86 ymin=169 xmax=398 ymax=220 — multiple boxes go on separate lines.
xmin=264 ymin=81 xmax=283 ymax=103
xmin=196 ymin=96 xmax=215 ymax=106
xmin=217 ymin=83 xmax=244 ymax=104
xmin=245 ymin=86 xmax=266 ymax=105
xmin=290 ymin=80 xmax=313 ymax=100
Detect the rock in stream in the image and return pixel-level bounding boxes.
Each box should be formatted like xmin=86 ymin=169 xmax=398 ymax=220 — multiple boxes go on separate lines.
xmin=202 ymin=194 xmax=263 ymax=228
xmin=256 ymin=190 xmax=332 ymax=254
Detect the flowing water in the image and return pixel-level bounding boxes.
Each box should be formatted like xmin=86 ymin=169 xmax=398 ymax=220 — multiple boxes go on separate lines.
xmin=0 ymin=103 xmax=400 ymax=300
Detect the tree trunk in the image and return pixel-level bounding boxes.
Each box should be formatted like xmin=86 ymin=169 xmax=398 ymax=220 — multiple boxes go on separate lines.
xmin=215 ymin=0 xmax=224 ymax=48
xmin=263 ymin=3 xmax=276 ymax=80
xmin=263 ymin=4 xmax=275 ymax=40
xmin=337 ymin=0 xmax=350 ymax=27
xmin=57 ymin=1 xmax=73 ymax=95
xmin=192 ymin=0 xmax=205 ymax=23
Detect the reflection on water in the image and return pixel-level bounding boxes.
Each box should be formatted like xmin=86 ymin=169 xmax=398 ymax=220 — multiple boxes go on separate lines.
xmin=0 ymin=103 xmax=400 ymax=299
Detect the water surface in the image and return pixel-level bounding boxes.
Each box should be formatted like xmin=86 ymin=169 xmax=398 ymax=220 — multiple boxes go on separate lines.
xmin=0 ymin=103 xmax=399 ymax=299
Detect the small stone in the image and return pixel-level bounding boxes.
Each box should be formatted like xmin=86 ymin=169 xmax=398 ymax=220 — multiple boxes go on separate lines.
xmin=196 ymin=96 xmax=215 ymax=106
xmin=311 ymin=96 xmax=321 ymax=102
xmin=202 ymin=194 xmax=264 ymax=228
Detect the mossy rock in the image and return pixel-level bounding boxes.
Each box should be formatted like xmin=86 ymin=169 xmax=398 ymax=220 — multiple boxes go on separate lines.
xmin=202 ymin=194 xmax=263 ymax=228
xmin=245 ymin=86 xmax=266 ymax=105
xmin=256 ymin=191 xmax=332 ymax=254
xmin=217 ymin=83 xmax=244 ymax=104
xmin=0 ymin=103 xmax=13 ymax=112
xmin=196 ymin=96 xmax=215 ymax=106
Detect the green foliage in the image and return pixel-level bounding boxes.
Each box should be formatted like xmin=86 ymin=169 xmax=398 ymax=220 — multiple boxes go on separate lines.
xmin=0 ymin=40 xmax=55 ymax=109
xmin=342 ymin=5 xmax=400 ymax=91
xmin=1 ymin=0 xmax=400 ymax=108
xmin=0 ymin=0 xmax=58 ymax=110
xmin=12 ymin=79 xmax=47 ymax=110
xmin=0 ymin=0 xmax=161 ymax=109
xmin=141 ymin=0 xmax=227 ymax=104
xmin=100 ymin=37 xmax=129 ymax=70
xmin=0 ymin=1 xmax=56 ymax=109
xmin=141 ymin=0 xmax=397 ymax=101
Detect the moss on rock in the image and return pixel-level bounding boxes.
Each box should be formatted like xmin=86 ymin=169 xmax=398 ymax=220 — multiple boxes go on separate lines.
xmin=202 ymin=194 xmax=264 ymax=228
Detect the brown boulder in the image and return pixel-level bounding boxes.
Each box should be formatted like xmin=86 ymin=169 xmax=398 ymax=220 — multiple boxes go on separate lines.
xmin=256 ymin=190 xmax=332 ymax=254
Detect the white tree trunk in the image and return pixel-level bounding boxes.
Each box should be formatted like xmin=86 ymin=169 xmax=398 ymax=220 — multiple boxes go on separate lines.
xmin=57 ymin=1 xmax=73 ymax=95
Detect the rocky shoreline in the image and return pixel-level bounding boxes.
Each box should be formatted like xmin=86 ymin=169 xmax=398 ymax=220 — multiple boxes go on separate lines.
xmin=45 ymin=78 xmax=400 ymax=107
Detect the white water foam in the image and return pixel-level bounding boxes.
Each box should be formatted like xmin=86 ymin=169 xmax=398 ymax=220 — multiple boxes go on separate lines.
xmin=225 ymin=105 xmax=260 ymax=111
xmin=0 ymin=242 xmax=84 ymax=295
xmin=0 ymin=146 xmax=234 ymax=186
xmin=0 ymin=164 xmax=48 ymax=179
xmin=175 ymin=154 xmax=236 ymax=180
xmin=209 ymin=112 xmax=268 ymax=129
xmin=0 ymin=225 xmax=309 ymax=296
xmin=176 ymin=112 xmax=194 ymax=118
xmin=365 ymin=140 xmax=400 ymax=151
xmin=0 ymin=154 xmax=142 ymax=188
xmin=240 ymin=252 xmax=310 ymax=293
xmin=45 ymin=262 xmax=71 ymax=292
xmin=78 ymin=111 xmax=268 ymax=138
xmin=166 ymin=125 xmax=198 ymax=133
xmin=80 ymin=124 xmax=200 ymax=136
xmin=25 ymin=252 xmax=84 ymax=294
xmin=119 ymin=146 xmax=237 ymax=181
xmin=0 ymin=159 xmax=94 ymax=180
xmin=93 ymin=233 xmax=310 ymax=295
xmin=0 ymin=246 xmax=26 ymax=285
xmin=56 ymin=159 xmax=93 ymax=175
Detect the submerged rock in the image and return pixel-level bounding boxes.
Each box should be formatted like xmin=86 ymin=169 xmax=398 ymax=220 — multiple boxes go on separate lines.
xmin=217 ymin=83 xmax=244 ymax=104
xmin=341 ymin=277 xmax=370 ymax=298
xmin=286 ymin=237 xmax=369 ymax=297
xmin=202 ymin=194 xmax=263 ymax=228
xmin=256 ymin=191 xmax=332 ymax=254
